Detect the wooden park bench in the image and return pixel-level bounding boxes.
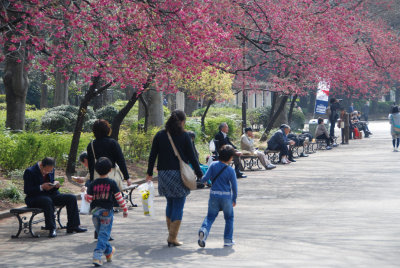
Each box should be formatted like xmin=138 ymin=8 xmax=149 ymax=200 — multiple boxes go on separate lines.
xmin=10 ymin=205 xmax=65 ymax=238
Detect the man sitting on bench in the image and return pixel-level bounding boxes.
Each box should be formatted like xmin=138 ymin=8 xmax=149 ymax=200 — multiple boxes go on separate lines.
xmin=315 ymin=117 xmax=333 ymax=150
xmin=241 ymin=127 xmax=276 ymax=170
xmin=24 ymin=157 xmax=87 ymax=237
xmin=267 ymin=124 xmax=296 ymax=164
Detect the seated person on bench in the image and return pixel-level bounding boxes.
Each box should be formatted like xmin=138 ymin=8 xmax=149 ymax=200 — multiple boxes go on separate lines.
xmin=267 ymin=124 xmax=295 ymax=164
xmin=352 ymin=111 xmax=372 ymax=137
xmin=215 ymin=122 xmax=247 ymax=178
xmin=24 ymin=157 xmax=87 ymax=237
xmin=240 ymin=127 xmax=276 ymax=170
xmin=315 ymin=117 xmax=333 ymax=150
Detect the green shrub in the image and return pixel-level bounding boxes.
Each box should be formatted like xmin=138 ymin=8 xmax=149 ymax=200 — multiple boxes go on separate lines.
xmin=121 ymin=126 xmax=161 ymax=161
xmin=376 ymin=101 xmax=392 ymax=114
xmin=192 ymin=106 xmax=241 ymax=118
xmin=7 ymin=169 xmax=25 ymax=179
xmin=185 ymin=118 xmax=202 ymax=142
xmin=83 ymin=119 xmax=97 ymax=132
xmin=204 ymin=116 xmax=240 ymax=140
xmin=41 ymin=105 xmax=95 ymax=132
xmin=0 ymin=94 xmax=5 ymax=103
xmin=290 ymin=108 xmax=305 ymax=131
xmin=25 ymin=118 xmax=41 ymax=132
xmin=0 ymin=182 xmax=24 ymax=202
xmin=95 ymin=105 xmax=118 ymax=123
xmin=0 ymin=131 xmax=92 ymax=171
xmin=249 ymin=106 xmax=271 ymax=128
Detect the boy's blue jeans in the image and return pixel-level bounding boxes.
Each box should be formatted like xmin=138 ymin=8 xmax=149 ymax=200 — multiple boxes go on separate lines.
xmin=199 ymin=197 xmax=234 ymax=243
xmin=92 ymin=208 xmax=114 ymax=261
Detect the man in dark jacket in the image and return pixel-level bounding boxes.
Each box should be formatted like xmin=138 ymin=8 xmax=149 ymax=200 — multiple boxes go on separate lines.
xmin=329 ymin=97 xmax=340 ymax=138
xmin=24 ymin=157 xmax=87 ymax=237
xmin=214 ymin=122 xmax=247 ymax=178
xmin=267 ymin=124 xmax=295 ymax=164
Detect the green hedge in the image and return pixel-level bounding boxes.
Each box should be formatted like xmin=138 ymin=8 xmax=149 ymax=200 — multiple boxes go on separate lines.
xmin=95 ymin=105 xmax=118 ymax=124
xmin=41 ymin=105 xmax=95 ymax=132
xmin=204 ymin=116 xmax=240 ymax=140
xmin=0 ymin=131 xmax=92 ymax=171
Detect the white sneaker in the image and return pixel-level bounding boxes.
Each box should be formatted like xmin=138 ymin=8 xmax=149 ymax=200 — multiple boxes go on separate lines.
xmin=224 ymin=240 xmax=235 ymax=247
xmin=281 ymin=158 xmax=290 ymax=164
xmin=326 ymin=146 xmax=332 ymax=150
xmin=394 ymin=148 xmax=398 ymax=152
xmin=266 ymin=164 xmax=276 ymax=170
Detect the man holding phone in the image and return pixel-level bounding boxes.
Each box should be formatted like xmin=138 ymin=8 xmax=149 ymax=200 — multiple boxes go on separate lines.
xmin=24 ymin=157 xmax=87 ymax=237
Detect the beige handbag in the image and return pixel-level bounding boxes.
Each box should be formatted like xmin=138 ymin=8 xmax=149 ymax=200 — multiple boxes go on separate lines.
xmin=166 ymin=132 xmax=197 ymax=190
xmin=91 ymin=141 xmax=124 ymax=191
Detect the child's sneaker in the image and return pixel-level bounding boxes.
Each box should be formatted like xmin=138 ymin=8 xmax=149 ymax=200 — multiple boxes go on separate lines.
xmin=224 ymin=240 xmax=235 ymax=247
xmin=105 ymin=247 xmax=115 ymax=262
xmin=198 ymin=231 xmax=206 ymax=248
xmin=92 ymin=259 xmax=102 ymax=267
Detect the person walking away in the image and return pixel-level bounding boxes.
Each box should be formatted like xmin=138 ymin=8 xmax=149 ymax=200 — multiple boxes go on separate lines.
xmin=363 ymin=101 xmax=370 ymax=122
xmin=146 ymin=110 xmax=203 ymax=247
xmin=389 ymin=106 xmax=400 ymax=152
xmin=86 ymin=157 xmax=128 ymax=266
xmin=198 ymin=145 xmax=238 ymax=247
xmin=87 ymin=119 xmax=132 ymax=190
xmin=329 ymin=98 xmax=340 ymax=138
xmin=241 ymin=127 xmax=276 ymax=170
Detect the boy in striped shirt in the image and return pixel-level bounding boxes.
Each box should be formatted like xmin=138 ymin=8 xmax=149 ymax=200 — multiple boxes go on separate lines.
xmin=86 ymin=157 xmax=128 ymax=266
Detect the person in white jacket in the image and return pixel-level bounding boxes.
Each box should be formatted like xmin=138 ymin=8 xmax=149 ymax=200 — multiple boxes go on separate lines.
xmin=389 ymin=106 xmax=400 ymax=152
xmin=240 ymin=128 xmax=276 ymax=170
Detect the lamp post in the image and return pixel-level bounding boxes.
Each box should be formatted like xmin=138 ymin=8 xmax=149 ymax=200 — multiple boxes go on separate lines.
xmin=241 ymin=32 xmax=247 ymax=134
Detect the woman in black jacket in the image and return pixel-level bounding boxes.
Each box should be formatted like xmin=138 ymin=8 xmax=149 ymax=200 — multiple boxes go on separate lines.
xmin=146 ymin=110 xmax=203 ymax=247
xmin=87 ymin=119 xmax=131 ymax=188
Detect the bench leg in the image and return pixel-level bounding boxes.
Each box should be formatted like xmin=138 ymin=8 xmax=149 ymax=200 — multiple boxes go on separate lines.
xmin=128 ymin=189 xmax=138 ymax=207
xmin=56 ymin=206 xmax=66 ymax=229
xmin=11 ymin=214 xmax=23 ymax=238
xmin=28 ymin=212 xmax=40 ymax=238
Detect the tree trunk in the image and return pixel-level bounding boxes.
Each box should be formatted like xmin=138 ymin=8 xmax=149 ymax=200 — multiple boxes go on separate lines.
xmin=395 ymin=88 xmax=400 ymax=105
xmin=53 ymin=68 xmax=69 ymax=106
xmin=40 ymin=73 xmax=48 ymax=109
xmin=308 ymin=91 xmax=316 ymax=116
xmin=139 ymin=88 xmax=164 ymax=127
xmin=139 ymin=95 xmax=149 ymax=132
xmin=201 ymin=99 xmax=214 ymax=133
xmin=260 ymin=95 xmax=288 ymax=141
xmin=3 ymin=45 xmax=28 ymax=130
xmin=66 ymin=77 xmax=112 ymax=175
xmin=288 ymin=94 xmax=297 ymax=124
xmin=184 ymin=94 xmax=198 ymax=116
xmin=110 ymin=91 xmax=139 ymax=140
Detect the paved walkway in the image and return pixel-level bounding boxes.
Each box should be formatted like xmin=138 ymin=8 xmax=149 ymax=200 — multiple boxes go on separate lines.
xmin=0 ymin=121 xmax=399 ymax=268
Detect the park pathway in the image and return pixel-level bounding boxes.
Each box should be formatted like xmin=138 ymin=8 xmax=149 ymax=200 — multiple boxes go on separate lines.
xmin=0 ymin=121 xmax=399 ymax=268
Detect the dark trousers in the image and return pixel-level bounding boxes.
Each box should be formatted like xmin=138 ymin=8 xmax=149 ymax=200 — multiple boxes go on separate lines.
xmin=25 ymin=193 xmax=80 ymax=230
xmin=329 ymin=119 xmax=336 ymax=137
xmin=316 ymin=134 xmax=332 ymax=146
xmin=233 ymin=155 xmax=241 ymax=174
xmin=269 ymin=144 xmax=289 ymax=158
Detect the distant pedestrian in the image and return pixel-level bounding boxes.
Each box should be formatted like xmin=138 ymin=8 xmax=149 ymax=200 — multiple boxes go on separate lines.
xmin=388 ymin=106 xmax=400 ymax=152
xmin=329 ymin=98 xmax=340 ymax=138
xmin=348 ymin=102 xmax=354 ymax=114
xmin=198 ymin=145 xmax=238 ymax=248
xmin=363 ymin=101 xmax=370 ymax=121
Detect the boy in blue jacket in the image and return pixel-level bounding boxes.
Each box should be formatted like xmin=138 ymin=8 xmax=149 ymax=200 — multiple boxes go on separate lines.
xmin=198 ymin=145 xmax=238 ymax=247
